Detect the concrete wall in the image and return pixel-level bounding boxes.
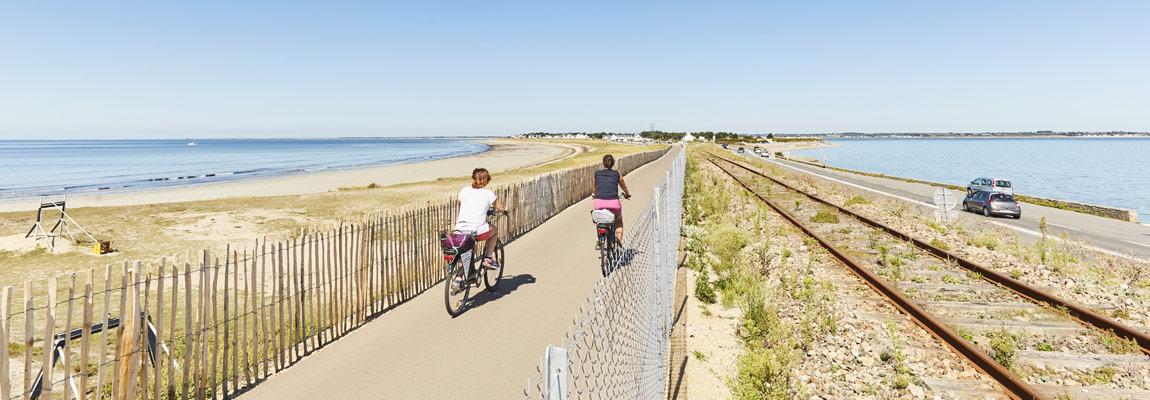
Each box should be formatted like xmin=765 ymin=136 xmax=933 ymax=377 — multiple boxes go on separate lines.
xmin=780 ymin=156 xmax=1139 ymax=224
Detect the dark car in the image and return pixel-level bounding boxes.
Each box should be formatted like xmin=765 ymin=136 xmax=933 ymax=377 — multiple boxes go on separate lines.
xmin=963 ymin=190 xmax=1021 ymax=219
xmin=737 ymin=147 xmax=745 ymax=153
xmin=722 ymin=144 xmax=729 ymax=149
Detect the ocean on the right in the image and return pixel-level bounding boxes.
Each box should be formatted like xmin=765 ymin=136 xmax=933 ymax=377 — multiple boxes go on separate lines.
xmin=790 ymin=137 xmax=1150 ymax=222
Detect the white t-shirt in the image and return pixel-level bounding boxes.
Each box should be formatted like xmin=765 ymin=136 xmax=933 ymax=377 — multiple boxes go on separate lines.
xmin=455 ymin=186 xmax=498 ymax=234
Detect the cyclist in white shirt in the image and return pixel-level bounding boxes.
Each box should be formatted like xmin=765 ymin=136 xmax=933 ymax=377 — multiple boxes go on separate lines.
xmin=456 ymin=168 xmax=506 ymax=269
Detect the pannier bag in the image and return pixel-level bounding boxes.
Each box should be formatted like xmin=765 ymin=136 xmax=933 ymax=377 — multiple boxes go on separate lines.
xmin=440 ymin=231 xmax=474 ymax=255
xmin=591 ymin=209 xmax=616 ymax=224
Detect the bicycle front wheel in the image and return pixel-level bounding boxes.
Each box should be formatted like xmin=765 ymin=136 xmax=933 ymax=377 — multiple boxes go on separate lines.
xmin=483 ymin=240 xmax=505 ymax=291
xmin=444 ymin=256 xmax=471 ymax=317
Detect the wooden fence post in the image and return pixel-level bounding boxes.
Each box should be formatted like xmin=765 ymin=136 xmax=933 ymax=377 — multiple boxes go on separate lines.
xmin=115 ymin=269 xmax=140 ymax=400
xmin=41 ymin=277 xmax=57 ymax=400
xmin=0 ymin=286 xmax=11 ymax=400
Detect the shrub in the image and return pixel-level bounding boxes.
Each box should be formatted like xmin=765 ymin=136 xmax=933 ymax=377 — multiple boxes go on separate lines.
xmin=810 ymin=211 xmax=839 ymax=224
xmin=987 ymin=330 xmax=1020 ymax=368
xmin=695 ymin=272 xmax=717 ymax=304
xmin=706 ymin=224 xmax=751 ymax=269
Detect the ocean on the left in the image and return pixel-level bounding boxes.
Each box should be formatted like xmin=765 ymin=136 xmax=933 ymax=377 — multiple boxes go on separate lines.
xmin=0 ymin=138 xmax=488 ymax=199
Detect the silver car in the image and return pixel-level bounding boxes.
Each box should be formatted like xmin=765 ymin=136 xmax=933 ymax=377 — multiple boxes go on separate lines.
xmin=963 ymin=190 xmax=1021 ymax=219
xmin=967 ymin=177 xmax=1013 ymax=195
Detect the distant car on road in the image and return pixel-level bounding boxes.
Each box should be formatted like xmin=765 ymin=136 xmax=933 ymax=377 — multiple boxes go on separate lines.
xmin=967 ymin=177 xmax=1013 ymax=195
xmin=722 ymin=144 xmax=729 ymax=149
xmin=963 ymin=190 xmax=1021 ymax=219
xmin=737 ymin=147 xmax=745 ymax=153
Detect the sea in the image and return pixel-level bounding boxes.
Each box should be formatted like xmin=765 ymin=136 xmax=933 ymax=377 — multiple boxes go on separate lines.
xmin=0 ymin=138 xmax=488 ymax=200
xmin=790 ymin=137 xmax=1150 ymax=223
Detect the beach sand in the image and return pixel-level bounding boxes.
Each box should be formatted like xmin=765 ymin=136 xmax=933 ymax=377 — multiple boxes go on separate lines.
xmin=0 ymin=139 xmax=581 ymax=212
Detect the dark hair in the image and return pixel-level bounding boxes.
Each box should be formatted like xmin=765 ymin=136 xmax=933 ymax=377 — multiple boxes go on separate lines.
xmin=602 ymin=154 xmax=615 ymax=170
xmin=471 ymin=168 xmax=491 ymax=188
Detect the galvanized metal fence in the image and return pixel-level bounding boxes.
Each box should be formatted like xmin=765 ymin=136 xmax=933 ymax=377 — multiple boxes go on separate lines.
xmin=0 ymin=146 xmax=670 ymax=400
xmin=527 ymin=150 xmax=684 ymax=400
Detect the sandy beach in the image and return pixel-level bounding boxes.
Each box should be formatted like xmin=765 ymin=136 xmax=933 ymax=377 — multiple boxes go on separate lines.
xmin=0 ymin=139 xmax=580 ymax=212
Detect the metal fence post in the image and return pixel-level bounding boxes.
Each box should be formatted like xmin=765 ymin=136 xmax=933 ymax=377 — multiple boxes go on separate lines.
xmin=545 ymin=345 xmax=568 ymax=400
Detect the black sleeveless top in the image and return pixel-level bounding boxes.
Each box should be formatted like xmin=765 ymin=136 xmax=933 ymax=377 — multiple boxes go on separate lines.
xmin=594 ymin=169 xmax=621 ymax=200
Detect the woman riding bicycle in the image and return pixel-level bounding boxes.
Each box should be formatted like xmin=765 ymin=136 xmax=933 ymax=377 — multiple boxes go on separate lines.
xmin=592 ymin=154 xmax=631 ymax=245
xmin=456 ymin=167 xmax=506 ymax=269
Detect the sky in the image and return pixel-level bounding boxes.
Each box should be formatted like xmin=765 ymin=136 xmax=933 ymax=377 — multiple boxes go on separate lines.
xmin=1 ymin=1 xmax=1148 ymax=138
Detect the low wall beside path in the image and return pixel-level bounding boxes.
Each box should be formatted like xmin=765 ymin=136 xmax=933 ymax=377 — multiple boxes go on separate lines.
xmin=778 ymin=156 xmax=1139 ymax=224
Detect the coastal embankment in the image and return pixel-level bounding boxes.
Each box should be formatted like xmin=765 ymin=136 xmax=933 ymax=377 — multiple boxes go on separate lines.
xmin=779 ymin=155 xmax=1139 ymax=223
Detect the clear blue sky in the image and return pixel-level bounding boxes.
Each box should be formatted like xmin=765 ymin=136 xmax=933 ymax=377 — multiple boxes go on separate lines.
xmin=2 ymin=1 xmax=1148 ymax=138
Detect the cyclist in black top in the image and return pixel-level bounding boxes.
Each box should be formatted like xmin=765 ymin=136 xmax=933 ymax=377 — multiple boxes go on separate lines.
xmin=592 ymin=154 xmax=631 ymax=244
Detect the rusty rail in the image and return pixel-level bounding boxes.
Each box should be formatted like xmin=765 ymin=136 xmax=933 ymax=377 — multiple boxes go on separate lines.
xmin=707 ymin=157 xmax=1044 ymax=400
xmin=714 ymin=155 xmax=1150 ymax=354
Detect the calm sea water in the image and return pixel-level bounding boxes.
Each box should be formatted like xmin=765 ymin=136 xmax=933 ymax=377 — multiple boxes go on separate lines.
xmin=791 ymin=137 xmax=1150 ymax=222
xmin=0 ymin=138 xmax=488 ymax=199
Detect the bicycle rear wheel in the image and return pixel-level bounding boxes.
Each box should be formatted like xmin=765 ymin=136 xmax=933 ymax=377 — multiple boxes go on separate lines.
xmin=444 ymin=255 xmax=471 ymax=316
xmin=483 ymin=240 xmax=505 ymax=291
xmin=599 ymin=237 xmax=612 ymax=277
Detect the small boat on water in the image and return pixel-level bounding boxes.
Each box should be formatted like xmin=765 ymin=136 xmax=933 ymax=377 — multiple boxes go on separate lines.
xmin=187 ymin=139 xmax=198 ymax=146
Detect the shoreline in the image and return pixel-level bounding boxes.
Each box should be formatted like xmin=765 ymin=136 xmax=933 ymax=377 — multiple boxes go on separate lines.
xmin=0 ymin=139 xmax=582 ymax=212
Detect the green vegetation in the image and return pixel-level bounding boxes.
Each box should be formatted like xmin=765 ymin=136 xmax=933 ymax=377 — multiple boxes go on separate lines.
xmin=1035 ymin=341 xmax=1054 ymax=352
xmin=954 ymin=326 xmax=975 ymax=341
xmin=967 ymin=234 xmax=999 ymax=251
xmin=1097 ymin=330 xmax=1140 ymax=354
xmin=810 ymin=211 xmax=839 ymax=224
xmin=986 ymin=329 xmax=1021 ymax=368
xmin=928 ymin=238 xmax=949 ymax=250
xmin=695 ymin=271 xmax=717 ymax=304
xmin=1091 ymin=366 xmax=1116 ymax=384
xmin=924 ymin=220 xmax=948 ymax=234
xmin=693 ymin=350 xmax=708 ymax=362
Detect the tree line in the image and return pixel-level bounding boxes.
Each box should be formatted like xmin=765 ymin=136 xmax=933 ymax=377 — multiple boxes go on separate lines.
xmin=521 ymin=131 xmax=781 ymax=143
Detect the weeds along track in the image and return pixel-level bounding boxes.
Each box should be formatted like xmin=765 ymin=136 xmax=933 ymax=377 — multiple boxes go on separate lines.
xmin=708 ymin=155 xmax=1150 ymax=400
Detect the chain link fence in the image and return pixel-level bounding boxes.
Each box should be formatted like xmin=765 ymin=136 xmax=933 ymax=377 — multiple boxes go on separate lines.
xmin=527 ymin=149 xmax=685 ymax=400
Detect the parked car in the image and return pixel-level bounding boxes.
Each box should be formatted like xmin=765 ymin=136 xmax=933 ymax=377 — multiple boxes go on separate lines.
xmin=967 ymin=177 xmax=1013 ymax=195
xmin=722 ymin=144 xmax=729 ymax=149
xmin=737 ymin=147 xmax=745 ymax=153
xmin=962 ymin=190 xmax=1021 ymax=219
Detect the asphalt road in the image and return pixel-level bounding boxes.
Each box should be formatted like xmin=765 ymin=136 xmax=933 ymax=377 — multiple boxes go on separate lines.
xmin=238 ymin=146 xmax=681 ymax=399
xmin=731 ymin=151 xmax=1150 ymax=261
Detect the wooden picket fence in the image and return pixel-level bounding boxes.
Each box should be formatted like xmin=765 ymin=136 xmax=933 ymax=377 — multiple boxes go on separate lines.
xmin=0 ymin=146 xmax=669 ymax=400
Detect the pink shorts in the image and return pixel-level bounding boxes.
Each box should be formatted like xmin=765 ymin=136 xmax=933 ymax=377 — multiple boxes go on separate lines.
xmin=593 ymin=198 xmax=622 ymax=211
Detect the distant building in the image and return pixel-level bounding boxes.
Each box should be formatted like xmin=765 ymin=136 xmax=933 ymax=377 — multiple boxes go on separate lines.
xmin=1036 ymin=130 xmax=1054 ymax=134
xmin=682 ymin=133 xmax=696 ymax=142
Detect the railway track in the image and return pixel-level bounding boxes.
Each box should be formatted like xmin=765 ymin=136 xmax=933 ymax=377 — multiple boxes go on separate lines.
xmin=707 ymin=155 xmax=1150 ymax=400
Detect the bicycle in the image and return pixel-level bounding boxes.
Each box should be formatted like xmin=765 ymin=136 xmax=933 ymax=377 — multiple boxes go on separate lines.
xmin=441 ymin=208 xmax=508 ymax=317
xmin=591 ymin=208 xmax=622 ymax=277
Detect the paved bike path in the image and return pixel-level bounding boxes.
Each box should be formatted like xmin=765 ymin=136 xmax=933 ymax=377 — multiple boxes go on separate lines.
xmin=239 ymin=146 xmax=681 ymax=399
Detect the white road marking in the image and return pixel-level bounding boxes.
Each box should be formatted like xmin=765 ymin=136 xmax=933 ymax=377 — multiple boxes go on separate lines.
xmin=1125 ymin=240 xmax=1150 ymax=249
xmin=751 ymin=155 xmax=1149 ymax=264
xmin=1048 ymin=223 xmax=1080 ymax=232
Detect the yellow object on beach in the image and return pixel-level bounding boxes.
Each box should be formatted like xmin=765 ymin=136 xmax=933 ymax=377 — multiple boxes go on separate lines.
xmin=92 ymin=240 xmax=112 ymax=255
